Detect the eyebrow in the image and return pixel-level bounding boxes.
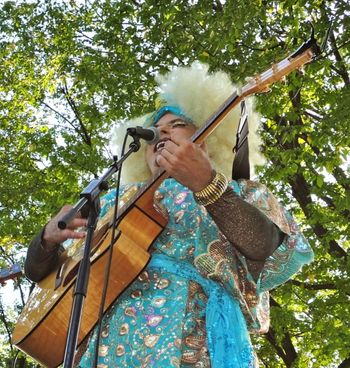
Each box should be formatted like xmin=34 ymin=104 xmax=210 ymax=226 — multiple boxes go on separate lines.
xmin=155 ymin=118 xmax=191 ymax=127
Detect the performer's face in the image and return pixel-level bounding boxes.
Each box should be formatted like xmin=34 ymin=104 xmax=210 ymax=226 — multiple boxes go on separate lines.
xmin=146 ymin=113 xmax=197 ymax=175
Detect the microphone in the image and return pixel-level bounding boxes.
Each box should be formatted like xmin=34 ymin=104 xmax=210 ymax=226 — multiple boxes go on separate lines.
xmin=127 ymin=126 xmax=159 ymax=145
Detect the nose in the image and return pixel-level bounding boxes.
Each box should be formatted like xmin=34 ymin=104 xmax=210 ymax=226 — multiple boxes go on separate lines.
xmin=157 ymin=124 xmax=171 ymax=137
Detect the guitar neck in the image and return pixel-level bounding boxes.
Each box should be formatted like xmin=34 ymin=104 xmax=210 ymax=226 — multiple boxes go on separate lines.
xmin=117 ymin=38 xmax=319 ymax=220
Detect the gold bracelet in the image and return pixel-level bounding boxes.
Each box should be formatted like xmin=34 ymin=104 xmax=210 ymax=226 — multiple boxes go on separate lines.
xmin=193 ymin=172 xmax=228 ymax=206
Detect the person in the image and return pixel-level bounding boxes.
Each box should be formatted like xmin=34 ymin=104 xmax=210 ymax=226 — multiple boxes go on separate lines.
xmin=24 ymin=63 xmax=314 ymax=368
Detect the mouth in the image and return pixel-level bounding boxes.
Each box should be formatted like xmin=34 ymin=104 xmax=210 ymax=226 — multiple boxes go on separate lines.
xmin=154 ymin=138 xmax=171 ymax=153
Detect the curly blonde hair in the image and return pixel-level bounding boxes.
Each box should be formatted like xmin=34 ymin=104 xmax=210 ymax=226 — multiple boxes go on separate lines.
xmin=110 ymin=62 xmax=265 ymax=183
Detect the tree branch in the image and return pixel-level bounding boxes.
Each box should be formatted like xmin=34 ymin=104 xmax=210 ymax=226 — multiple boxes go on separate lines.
xmin=265 ymin=327 xmax=289 ymax=365
xmin=329 ymin=30 xmax=350 ymax=86
xmin=286 ymin=279 xmax=337 ymax=290
xmin=338 ymin=356 xmax=350 ymax=368
xmin=289 ymin=172 xmax=347 ymax=258
xmin=0 ymin=298 xmax=14 ymax=352
xmin=15 ymin=278 xmax=27 ymax=307
xmin=62 ymin=83 xmax=92 ymax=146
xmin=42 ymin=101 xmax=78 ymax=129
xmin=265 ymin=297 xmax=298 ymax=368
xmin=303 ymin=109 xmax=323 ymax=121
xmin=212 ymin=0 xmax=223 ymax=12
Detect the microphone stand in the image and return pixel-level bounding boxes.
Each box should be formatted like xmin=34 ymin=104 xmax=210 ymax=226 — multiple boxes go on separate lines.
xmin=62 ymin=137 xmax=141 ymax=368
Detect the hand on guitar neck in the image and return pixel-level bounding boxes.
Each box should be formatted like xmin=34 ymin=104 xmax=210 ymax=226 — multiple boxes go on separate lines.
xmin=42 ymin=205 xmax=88 ymax=250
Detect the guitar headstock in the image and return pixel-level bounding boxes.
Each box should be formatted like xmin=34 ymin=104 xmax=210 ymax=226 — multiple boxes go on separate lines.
xmin=241 ymin=42 xmax=317 ymax=98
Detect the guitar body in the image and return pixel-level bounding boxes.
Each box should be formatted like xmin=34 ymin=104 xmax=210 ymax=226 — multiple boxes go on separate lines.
xmin=12 ymin=190 xmax=167 ymax=368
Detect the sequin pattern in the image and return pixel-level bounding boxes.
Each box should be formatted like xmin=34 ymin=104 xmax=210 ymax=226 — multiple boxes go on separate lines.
xmin=79 ymin=178 xmax=313 ymax=367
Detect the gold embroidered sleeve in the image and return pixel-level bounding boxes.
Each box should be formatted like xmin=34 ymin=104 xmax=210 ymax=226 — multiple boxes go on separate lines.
xmin=205 ymin=187 xmax=285 ymax=277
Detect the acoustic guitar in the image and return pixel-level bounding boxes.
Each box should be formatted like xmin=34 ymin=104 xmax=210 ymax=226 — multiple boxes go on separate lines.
xmin=12 ymin=38 xmax=320 ymax=367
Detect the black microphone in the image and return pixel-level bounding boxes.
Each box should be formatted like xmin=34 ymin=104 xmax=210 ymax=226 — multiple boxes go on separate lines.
xmin=127 ymin=126 xmax=159 ymax=145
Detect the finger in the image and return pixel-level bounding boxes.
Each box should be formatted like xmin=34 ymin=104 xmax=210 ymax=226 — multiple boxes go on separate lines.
xmin=67 ymin=217 xmax=88 ymax=229
xmin=159 ymin=147 xmax=177 ymax=163
xmin=156 ymin=154 xmax=173 ymax=173
xmin=162 ymin=140 xmax=178 ymax=154
xmin=63 ymin=229 xmax=87 ymax=240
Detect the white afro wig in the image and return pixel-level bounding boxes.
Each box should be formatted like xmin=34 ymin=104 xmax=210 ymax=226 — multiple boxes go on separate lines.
xmin=110 ymin=62 xmax=265 ymax=183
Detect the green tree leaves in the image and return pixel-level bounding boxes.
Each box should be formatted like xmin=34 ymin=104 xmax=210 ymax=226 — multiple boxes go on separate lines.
xmin=0 ymin=0 xmax=349 ymax=366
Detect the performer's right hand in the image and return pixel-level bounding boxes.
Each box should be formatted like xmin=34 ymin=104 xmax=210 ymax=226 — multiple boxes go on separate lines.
xmin=42 ymin=205 xmax=88 ymax=248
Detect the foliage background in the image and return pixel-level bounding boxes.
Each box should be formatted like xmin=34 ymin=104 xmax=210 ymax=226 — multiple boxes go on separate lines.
xmin=0 ymin=0 xmax=349 ymax=367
